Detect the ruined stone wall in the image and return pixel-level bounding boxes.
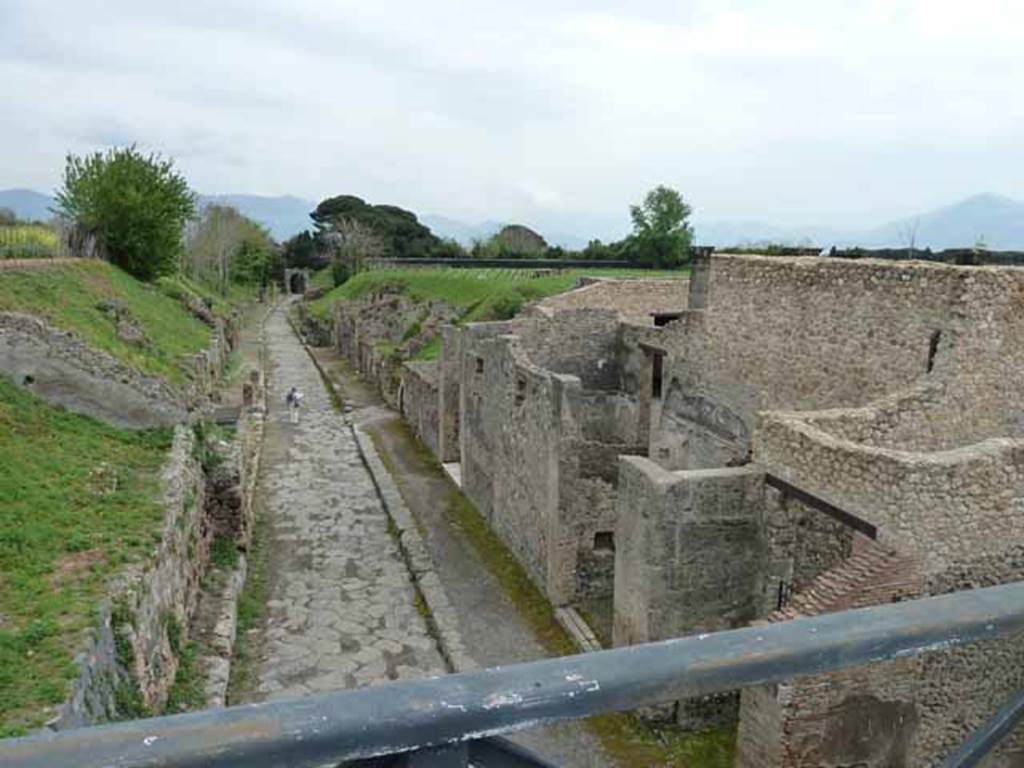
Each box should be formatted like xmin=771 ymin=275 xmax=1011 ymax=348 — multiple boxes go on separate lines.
xmin=437 ymin=325 xmax=461 ymax=463
xmin=459 ymin=328 xmax=566 ymax=597
xmin=400 ymin=360 xmax=441 ymax=458
xmin=458 ymin=311 xmax=645 ymax=605
xmin=458 ymin=321 xmax=514 ymax=524
xmin=613 ymin=459 xmax=766 ymax=647
xmin=739 ymin=259 xmax=1024 ymax=765
xmin=332 ymin=290 xmax=459 ymax=408
xmin=613 ymin=459 xmax=767 ymax=729
xmin=52 ymin=426 xmax=211 ymax=728
xmin=515 ymin=308 xmax=623 ymax=390
xmin=654 ymin=256 xmax=968 ymax=469
xmin=756 ymin=413 xmax=1024 ymax=574
xmin=0 ymin=312 xmax=188 ymax=428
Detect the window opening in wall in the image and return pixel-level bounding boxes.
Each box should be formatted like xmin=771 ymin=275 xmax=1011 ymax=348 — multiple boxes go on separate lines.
xmin=475 ymin=357 xmax=484 ymax=374
xmin=652 ymin=352 xmax=664 ymax=399
xmin=593 ymin=531 xmax=615 ymax=553
xmin=22 ymin=374 xmax=34 ymax=386
xmin=515 ymin=377 xmax=526 ymax=406
xmin=927 ymin=329 xmax=942 ymax=373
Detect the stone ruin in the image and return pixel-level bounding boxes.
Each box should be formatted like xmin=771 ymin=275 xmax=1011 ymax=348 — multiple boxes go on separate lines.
xmin=332 ymin=257 xmax=1024 ymax=766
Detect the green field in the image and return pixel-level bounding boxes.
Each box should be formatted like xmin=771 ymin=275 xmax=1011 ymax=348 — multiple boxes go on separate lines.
xmin=309 ymin=266 xmax=687 ymax=359
xmin=0 ymin=261 xmax=212 ymax=386
xmin=0 ymin=225 xmax=60 ymax=260
xmin=0 ymin=376 xmax=172 ymax=736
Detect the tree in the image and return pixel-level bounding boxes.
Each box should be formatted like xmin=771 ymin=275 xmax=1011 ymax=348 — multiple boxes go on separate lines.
xmin=185 ymin=204 xmax=278 ymax=292
xmin=310 ymin=195 xmax=438 ymax=259
xmin=283 ymin=230 xmax=319 ymax=268
xmin=0 ymin=208 xmax=16 ymax=226
xmin=320 ymin=216 xmax=387 ymax=276
xmin=55 ymin=146 xmax=195 ymax=280
xmin=624 ymin=185 xmax=693 ymax=268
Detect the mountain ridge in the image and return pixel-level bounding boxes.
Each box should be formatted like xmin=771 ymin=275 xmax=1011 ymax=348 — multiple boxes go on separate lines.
xmin=3 ymin=188 xmax=1022 ymax=250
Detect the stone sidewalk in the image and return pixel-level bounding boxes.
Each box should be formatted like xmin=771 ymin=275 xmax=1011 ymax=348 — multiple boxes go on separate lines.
xmin=237 ymin=306 xmax=446 ymax=702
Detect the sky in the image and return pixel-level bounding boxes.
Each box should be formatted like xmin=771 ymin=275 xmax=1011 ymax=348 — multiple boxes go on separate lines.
xmin=2 ymin=0 xmax=1023 ymax=240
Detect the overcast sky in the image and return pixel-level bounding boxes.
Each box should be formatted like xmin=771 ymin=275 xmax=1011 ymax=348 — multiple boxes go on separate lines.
xmin=2 ymin=0 xmax=1022 ymax=239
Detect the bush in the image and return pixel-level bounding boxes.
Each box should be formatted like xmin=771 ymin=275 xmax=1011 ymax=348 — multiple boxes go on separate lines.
xmin=55 ymin=146 xmax=195 ymax=281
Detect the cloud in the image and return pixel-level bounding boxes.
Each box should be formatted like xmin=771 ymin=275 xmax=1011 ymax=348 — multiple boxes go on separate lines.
xmin=1 ymin=0 xmax=1022 ymax=238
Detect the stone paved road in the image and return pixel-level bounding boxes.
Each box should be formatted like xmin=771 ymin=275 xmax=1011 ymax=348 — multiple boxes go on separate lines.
xmin=238 ymin=306 xmax=445 ymax=702
xmin=312 ymin=350 xmax=618 ymax=768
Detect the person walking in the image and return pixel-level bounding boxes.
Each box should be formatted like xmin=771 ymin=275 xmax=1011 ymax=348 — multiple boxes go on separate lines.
xmin=285 ymin=386 xmax=303 ymax=424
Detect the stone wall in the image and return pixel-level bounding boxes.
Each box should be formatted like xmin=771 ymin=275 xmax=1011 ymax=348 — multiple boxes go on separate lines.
xmin=613 ymin=459 xmax=766 ymax=648
xmin=515 ymin=308 xmax=624 ymax=390
xmin=735 ymin=536 xmax=1024 ymax=767
xmin=0 ymin=312 xmax=187 ymax=428
xmin=729 ymin=260 xmax=1024 ymax=765
xmin=613 ymin=459 xmax=766 ymax=729
xmin=437 ymin=324 xmax=461 ymax=463
xmin=51 ymin=426 xmax=211 ymax=728
xmin=653 ymin=256 xmax=973 ymax=469
xmin=456 ymin=307 xmax=653 ymax=606
xmin=332 ymin=289 xmax=459 ymax=408
xmin=400 ymin=360 xmax=441 ymax=458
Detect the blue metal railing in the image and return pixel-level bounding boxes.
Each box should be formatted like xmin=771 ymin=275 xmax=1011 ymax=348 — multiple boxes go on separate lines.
xmin=3 ymin=581 xmax=1024 ymax=767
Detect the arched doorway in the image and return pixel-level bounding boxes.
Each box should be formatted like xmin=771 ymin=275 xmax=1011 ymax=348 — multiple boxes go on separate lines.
xmin=289 ymin=272 xmax=306 ymax=294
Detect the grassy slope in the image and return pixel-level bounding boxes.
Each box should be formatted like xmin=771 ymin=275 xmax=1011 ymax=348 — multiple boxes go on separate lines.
xmin=309 ymin=266 xmax=687 ymax=360
xmin=0 ymin=376 xmax=172 ymax=736
xmin=0 ymin=262 xmax=211 ymax=386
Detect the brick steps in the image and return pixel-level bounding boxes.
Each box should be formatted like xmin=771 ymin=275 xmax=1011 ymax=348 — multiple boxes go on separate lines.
xmin=773 ymin=535 xmax=921 ymax=622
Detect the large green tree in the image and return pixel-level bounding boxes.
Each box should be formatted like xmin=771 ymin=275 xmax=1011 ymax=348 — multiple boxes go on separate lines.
xmin=624 ymin=185 xmax=693 ymax=268
xmin=55 ymin=146 xmax=195 ymax=280
xmin=311 ymin=195 xmax=438 ymax=259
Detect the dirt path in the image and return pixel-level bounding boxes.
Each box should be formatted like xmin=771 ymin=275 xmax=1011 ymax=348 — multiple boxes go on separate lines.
xmin=232 ymin=306 xmax=445 ymax=703
xmin=311 ymin=349 xmax=617 ymax=768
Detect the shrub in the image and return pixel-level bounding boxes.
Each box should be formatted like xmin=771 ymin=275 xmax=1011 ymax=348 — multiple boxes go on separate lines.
xmin=55 ymin=146 xmax=196 ymax=281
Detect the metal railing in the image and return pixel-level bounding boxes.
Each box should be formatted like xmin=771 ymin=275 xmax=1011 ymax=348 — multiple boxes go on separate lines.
xmin=4 ymin=581 xmax=1024 ymax=767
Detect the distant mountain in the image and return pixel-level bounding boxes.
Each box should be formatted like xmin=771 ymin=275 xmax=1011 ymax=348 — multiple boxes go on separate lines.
xmin=857 ymin=194 xmax=1024 ymax=250
xmin=421 ymin=214 xmax=502 ymax=246
xmin=696 ymin=193 xmax=1024 ymax=250
xmin=0 ymin=188 xmax=56 ymax=222
xmin=5 ymin=187 xmax=1022 ymax=251
xmin=198 ymin=194 xmax=315 ymax=240
xmin=421 ymin=214 xmax=589 ymax=250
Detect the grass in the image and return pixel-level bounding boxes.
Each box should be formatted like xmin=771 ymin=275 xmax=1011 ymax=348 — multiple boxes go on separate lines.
xmin=163 ymin=614 xmax=205 ymax=714
xmin=308 ymin=266 xmax=687 ymax=332
xmin=310 ymin=266 xmax=335 ymax=291
xmin=155 ymin=274 xmax=257 ymax=320
xmin=0 ymin=224 xmax=60 ymax=259
xmin=0 ymin=376 xmax=173 ymax=737
xmin=0 ymin=261 xmax=212 ymax=386
xmin=367 ymin=417 xmax=734 ymax=767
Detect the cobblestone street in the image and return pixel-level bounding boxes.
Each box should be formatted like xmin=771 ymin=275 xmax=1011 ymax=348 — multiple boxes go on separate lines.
xmin=237 ymin=306 xmax=445 ymax=702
